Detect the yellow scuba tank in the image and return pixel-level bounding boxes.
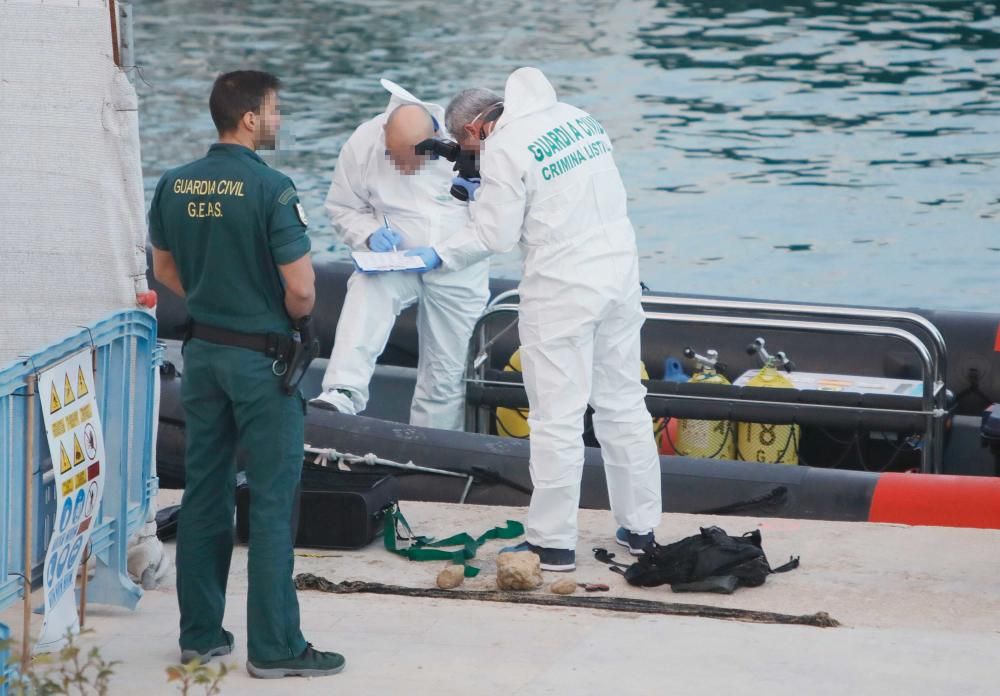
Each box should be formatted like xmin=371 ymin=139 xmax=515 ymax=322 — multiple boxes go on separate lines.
xmin=495 ymin=349 xmax=531 ymax=438
xmin=736 ymin=338 xmax=799 ymax=465
xmin=674 ymin=347 xmax=735 ymax=459
xmin=495 ymin=348 xmax=657 ymax=439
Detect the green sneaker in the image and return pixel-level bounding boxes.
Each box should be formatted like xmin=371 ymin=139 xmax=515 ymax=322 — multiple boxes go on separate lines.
xmin=180 ymin=629 xmax=234 ymax=665
xmin=247 ymin=644 xmax=346 ymax=679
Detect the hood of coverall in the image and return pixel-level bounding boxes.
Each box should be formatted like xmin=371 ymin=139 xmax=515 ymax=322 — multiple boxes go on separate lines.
xmin=379 ymin=78 xmax=447 ymax=132
xmin=473 ymin=65 xmax=638 ymax=299
xmin=494 ymin=67 xmax=557 ymax=132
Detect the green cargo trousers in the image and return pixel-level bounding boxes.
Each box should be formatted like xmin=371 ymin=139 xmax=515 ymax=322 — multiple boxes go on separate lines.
xmin=176 ymin=338 xmax=308 ymax=663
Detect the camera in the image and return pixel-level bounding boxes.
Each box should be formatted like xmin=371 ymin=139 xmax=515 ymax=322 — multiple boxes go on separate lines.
xmin=414 ymin=138 xmax=480 ymax=201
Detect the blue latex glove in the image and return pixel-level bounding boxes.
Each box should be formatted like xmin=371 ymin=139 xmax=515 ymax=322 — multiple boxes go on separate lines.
xmin=452 ymin=176 xmax=481 ymax=202
xmin=405 ymin=247 xmax=442 ymax=271
xmin=367 ymin=226 xmax=403 ymax=252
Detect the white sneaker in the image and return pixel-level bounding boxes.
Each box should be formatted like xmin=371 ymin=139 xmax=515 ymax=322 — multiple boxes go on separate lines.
xmin=309 ymin=389 xmax=357 ymax=415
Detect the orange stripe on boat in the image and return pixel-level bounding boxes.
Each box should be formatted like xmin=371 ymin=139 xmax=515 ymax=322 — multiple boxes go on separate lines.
xmin=869 ymin=473 xmax=1000 ymax=529
xmin=993 ymin=323 xmax=1000 ymax=352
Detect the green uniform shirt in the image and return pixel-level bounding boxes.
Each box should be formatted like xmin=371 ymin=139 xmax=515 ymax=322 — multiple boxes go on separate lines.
xmin=148 ymin=143 xmax=311 ymax=335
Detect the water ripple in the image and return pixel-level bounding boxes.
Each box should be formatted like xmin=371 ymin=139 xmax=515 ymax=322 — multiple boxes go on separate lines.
xmin=135 ymin=0 xmax=1000 ymax=310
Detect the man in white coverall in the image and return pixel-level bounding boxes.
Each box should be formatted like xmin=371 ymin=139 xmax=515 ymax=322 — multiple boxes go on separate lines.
xmin=406 ymin=68 xmax=662 ymax=572
xmin=310 ymin=80 xmax=490 ymax=430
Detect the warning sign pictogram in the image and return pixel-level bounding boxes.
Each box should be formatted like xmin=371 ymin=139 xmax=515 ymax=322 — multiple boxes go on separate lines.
xmin=76 ymin=366 xmax=89 ymax=398
xmin=59 ymin=443 xmax=71 ymax=474
xmin=83 ymin=423 xmax=97 ymax=460
xmin=50 ymin=383 xmax=62 ymax=414
xmin=73 ymin=433 xmax=85 ymax=467
xmin=63 ymin=374 xmax=76 ymax=407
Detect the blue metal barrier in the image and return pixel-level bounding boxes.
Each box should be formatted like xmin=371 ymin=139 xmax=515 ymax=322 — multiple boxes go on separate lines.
xmin=0 ymin=311 xmax=160 ymax=685
xmin=0 ymin=621 xmax=9 ymax=696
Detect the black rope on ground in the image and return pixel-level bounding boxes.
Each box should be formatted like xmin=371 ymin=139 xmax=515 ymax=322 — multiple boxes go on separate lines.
xmin=294 ymin=574 xmax=840 ymax=628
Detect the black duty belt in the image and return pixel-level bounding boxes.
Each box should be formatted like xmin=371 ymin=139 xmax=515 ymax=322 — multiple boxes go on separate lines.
xmin=189 ymin=322 xmax=294 ymax=363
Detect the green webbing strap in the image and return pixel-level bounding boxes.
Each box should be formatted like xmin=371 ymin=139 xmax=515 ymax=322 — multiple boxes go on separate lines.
xmin=383 ymin=504 xmax=524 ymax=577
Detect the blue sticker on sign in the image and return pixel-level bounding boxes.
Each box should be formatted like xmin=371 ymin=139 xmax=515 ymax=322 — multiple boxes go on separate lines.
xmin=73 ymin=489 xmax=86 ymax=523
xmin=46 ymin=554 xmax=58 ymax=586
xmin=67 ymin=537 xmax=84 ymax=572
xmin=59 ymin=497 xmax=73 ymax=532
xmin=55 ymin=543 xmax=71 ymax=579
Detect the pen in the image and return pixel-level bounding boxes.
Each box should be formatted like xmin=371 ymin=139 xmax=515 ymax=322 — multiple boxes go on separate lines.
xmin=383 ymin=214 xmax=396 ymax=253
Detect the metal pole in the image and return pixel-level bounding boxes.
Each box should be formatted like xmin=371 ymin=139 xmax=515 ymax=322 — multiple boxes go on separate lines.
xmin=77 ymin=345 xmax=98 ymax=625
xmin=108 ymin=0 xmax=121 ymax=67
xmin=459 ymin=475 xmax=475 ymax=505
xmin=22 ymin=374 xmax=36 ymax=672
xmin=117 ymin=3 xmax=134 ymax=70
xmin=78 ymin=544 xmax=89 ymax=627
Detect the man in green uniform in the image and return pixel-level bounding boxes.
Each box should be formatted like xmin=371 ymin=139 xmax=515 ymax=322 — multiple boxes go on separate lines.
xmin=149 ymin=70 xmax=344 ymax=679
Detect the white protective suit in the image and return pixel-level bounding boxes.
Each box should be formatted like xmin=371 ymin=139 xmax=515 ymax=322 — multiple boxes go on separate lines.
xmin=436 ymin=68 xmax=662 ymax=549
xmin=321 ymin=80 xmax=490 ymax=430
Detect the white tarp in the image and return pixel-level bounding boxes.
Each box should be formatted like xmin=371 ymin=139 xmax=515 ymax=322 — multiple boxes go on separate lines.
xmin=0 ymin=0 xmax=147 ymax=367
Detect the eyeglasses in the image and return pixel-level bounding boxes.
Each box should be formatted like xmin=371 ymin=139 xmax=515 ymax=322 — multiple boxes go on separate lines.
xmin=470 ymin=101 xmax=505 ymax=126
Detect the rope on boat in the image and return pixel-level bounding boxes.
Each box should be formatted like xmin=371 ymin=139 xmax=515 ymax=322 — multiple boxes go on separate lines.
xmin=304 ymin=445 xmax=478 ymax=503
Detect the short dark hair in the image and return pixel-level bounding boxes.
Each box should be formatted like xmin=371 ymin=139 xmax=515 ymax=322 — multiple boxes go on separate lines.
xmin=209 ymin=70 xmax=281 ymax=134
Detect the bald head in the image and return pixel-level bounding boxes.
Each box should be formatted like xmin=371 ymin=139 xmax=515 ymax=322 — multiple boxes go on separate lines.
xmin=384 ymin=104 xmax=435 ymax=175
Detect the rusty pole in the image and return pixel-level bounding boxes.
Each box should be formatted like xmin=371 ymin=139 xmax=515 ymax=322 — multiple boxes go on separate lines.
xmin=21 ymin=374 xmax=37 ymax=672
xmin=78 ymin=348 xmax=97 ymax=627
xmin=108 ymin=0 xmax=121 ymax=67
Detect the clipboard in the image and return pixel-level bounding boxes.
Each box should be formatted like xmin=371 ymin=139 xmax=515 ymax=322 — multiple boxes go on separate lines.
xmin=351 ymin=250 xmax=427 ymax=274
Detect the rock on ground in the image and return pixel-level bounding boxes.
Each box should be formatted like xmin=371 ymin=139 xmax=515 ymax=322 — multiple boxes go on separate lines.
xmin=496 ymin=550 xmax=543 ymax=591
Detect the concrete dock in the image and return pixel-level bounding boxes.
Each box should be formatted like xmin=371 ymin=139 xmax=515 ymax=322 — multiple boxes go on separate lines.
xmin=4 ymin=499 xmax=999 ymax=695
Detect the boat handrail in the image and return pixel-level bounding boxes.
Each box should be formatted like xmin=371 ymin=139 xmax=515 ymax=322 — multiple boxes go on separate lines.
xmin=471 ymin=305 xmax=938 ymax=401
xmin=480 ymin=294 xmax=946 ymax=386
xmin=652 ymin=311 xmax=941 ymax=473
xmin=640 ymin=295 xmax=947 ymax=390
xmin=487 ymin=289 xmax=520 ymax=308
xmin=465 ymin=305 xmax=945 ymax=473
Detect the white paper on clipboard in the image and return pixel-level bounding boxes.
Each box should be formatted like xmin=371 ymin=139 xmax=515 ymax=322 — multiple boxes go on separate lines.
xmin=351 ymin=251 xmax=427 ymax=273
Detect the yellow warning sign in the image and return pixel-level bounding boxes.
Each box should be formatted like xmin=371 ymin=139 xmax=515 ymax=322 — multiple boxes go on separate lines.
xmin=73 ymin=434 xmax=85 ymax=467
xmin=65 ymin=410 xmax=79 ymax=429
xmin=74 ymin=470 xmax=87 ymax=490
xmin=77 ymin=366 xmax=89 ymax=398
xmin=79 ymin=403 xmax=93 ymax=422
xmin=61 ymin=479 xmax=74 ymax=496
xmin=59 ymin=443 xmax=71 ymax=474
xmin=50 ymin=383 xmax=61 ymax=414
xmin=63 ymin=374 xmax=76 ymax=407
xmin=52 ymin=418 xmax=66 ymax=437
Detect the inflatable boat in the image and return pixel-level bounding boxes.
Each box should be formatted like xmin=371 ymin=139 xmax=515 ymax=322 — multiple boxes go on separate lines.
xmin=151 ymin=261 xmax=1000 ymax=528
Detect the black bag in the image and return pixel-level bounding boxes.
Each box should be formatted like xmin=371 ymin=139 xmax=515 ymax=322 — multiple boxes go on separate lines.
xmin=236 ymin=462 xmax=398 ymax=550
xmin=596 ymin=526 xmax=799 ymax=594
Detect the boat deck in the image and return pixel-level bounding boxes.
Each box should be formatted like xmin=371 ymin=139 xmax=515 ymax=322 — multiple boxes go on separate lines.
xmin=4 ymin=498 xmax=999 ymax=695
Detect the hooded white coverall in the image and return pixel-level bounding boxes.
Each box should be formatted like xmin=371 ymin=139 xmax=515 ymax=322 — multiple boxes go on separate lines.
xmin=436 ymin=68 xmax=662 ymax=549
xmin=321 ymin=81 xmax=490 ymax=430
